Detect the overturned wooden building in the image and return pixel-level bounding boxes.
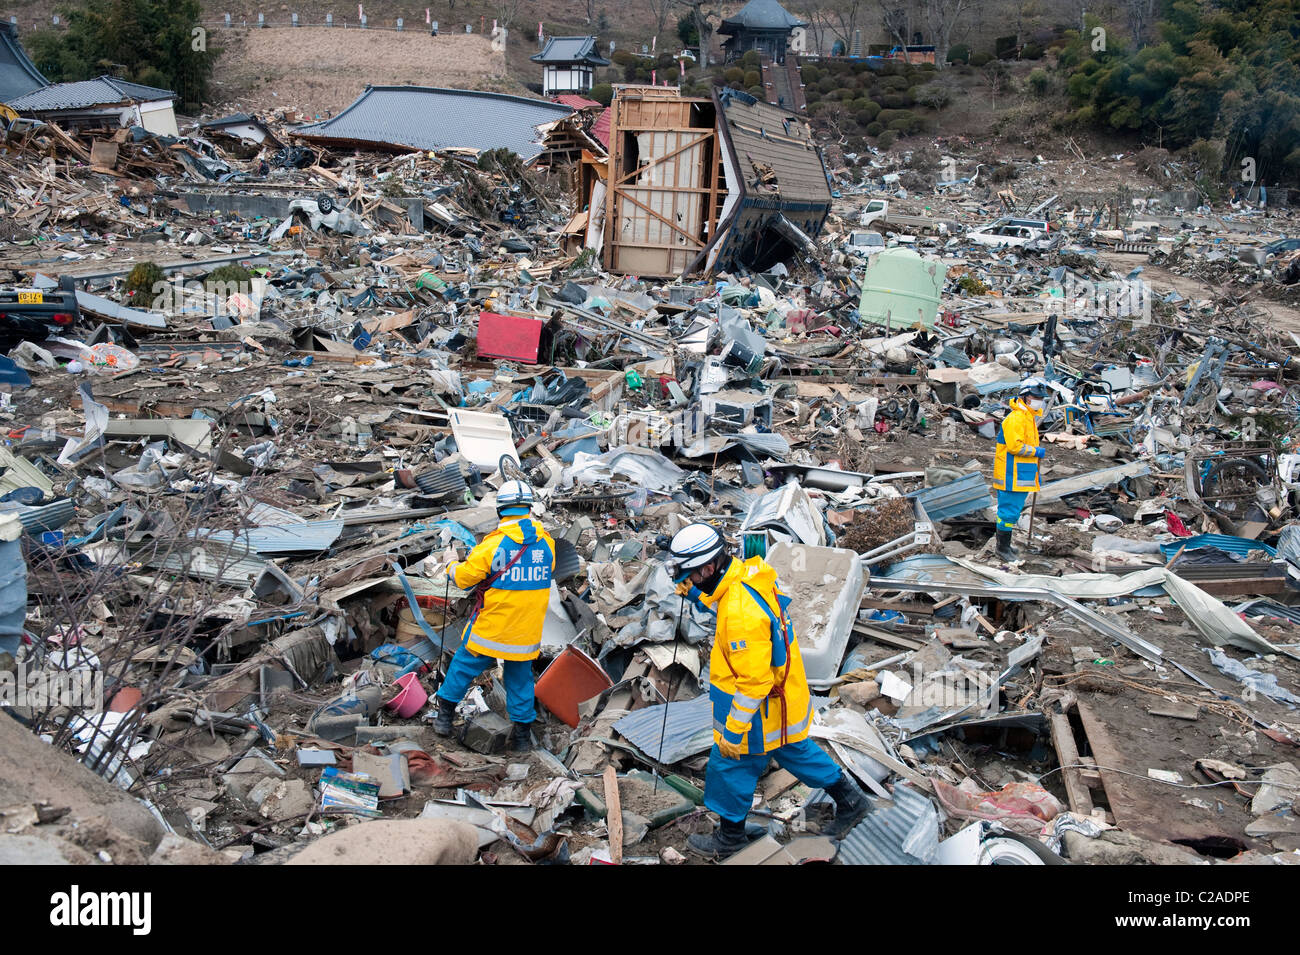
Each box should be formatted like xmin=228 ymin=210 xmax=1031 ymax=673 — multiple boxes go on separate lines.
xmin=590 ymin=85 xmax=831 ymax=279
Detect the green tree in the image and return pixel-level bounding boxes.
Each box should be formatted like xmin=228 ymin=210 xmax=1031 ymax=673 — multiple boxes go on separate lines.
xmin=1060 ymin=2 xmax=1300 ymax=183
xmin=27 ymin=0 xmax=217 ymax=111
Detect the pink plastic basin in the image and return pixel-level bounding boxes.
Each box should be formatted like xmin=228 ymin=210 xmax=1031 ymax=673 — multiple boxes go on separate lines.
xmin=384 ymin=672 xmax=428 ymax=719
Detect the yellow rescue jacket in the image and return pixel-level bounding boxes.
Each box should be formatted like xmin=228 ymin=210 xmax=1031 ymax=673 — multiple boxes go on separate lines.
xmin=992 ymin=397 xmax=1044 ymax=493
xmin=700 ymin=557 xmax=814 ymax=756
xmin=446 ymin=516 xmax=555 ymax=661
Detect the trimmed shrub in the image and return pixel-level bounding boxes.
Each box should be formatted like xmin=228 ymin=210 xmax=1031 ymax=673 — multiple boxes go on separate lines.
xmin=948 ymin=44 xmax=970 ymax=64
xmin=612 ymin=50 xmax=639 ymax=67
xmin=204 ymin=263 xmax=252 ymax=290
xmin=125 ymin=262 xmax=164 ymax=299
xmin=888 ymin=114 xmax=925 ymax=134
xmin=881 ymin=74 xmax=909 ymax=91
xmin=741 ymin=50 xmax=761 ymax=69
xmin=880 ymin=91 xmax=913 ymax=109
xmin=855 ymin=110 xmax=875 ymax=127
xmin=1021 ymin=43 xmax=1044 ymax=60
xmin=970 ymin=52 xmax=992 ymax=67
xmin=801 ymin=64 xmax=821 ymax=84
xmin=866 ymin=121 xmax=884 ymax=136
xmin=744 ymin=70 xmax=761 ymax=87
xmin=877 ymin=130 xmax=898 ymax=148
xmin=725 ymin=66 xmax=745 ymax=84
xmin=1026 ymin=69 xmax=1049 ymax=95
xmin=590 ymin=83 xmax=613 ymax=106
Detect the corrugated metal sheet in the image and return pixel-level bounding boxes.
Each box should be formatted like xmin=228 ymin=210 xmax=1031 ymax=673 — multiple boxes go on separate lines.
xmin=1161 ymin=534 xmax=1276 ymax=562
xmin=551 ymin=94 xmax=601 ymax=109
xmin=590 ymin=108 xmax=610 ymax=148
xmin=14 ymin=498 xmax=76 ymax=535
xmin=938 ymin=345 xmax=971 ymax=369
xmin=297 ymin=86 xmax=574 ymax=160
xmin=838 ymin=783 xmax=941 ymax=866
xmin=143 ymin=540 xmax=268 ymax=586
xmin=906 ymin=472 xmax=992 ymax=521
xmin=75 ymin=290 xmax=168 ymax=330
xmin=201 ymin=519 xmax=344 ymax=555
xmin=0 ymin=447 xmax=54 ymax=498
xmin=9 ymin=75 xmax=174 ymax=111
xmin=612 ymin=693 xmax=713 ymax=764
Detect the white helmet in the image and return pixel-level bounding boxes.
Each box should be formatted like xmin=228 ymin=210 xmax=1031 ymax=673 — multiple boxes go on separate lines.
xmin=667 ymin=523 xmax=728 ymax=584
xmin=497 ymin=479 xmax=534 ymax=515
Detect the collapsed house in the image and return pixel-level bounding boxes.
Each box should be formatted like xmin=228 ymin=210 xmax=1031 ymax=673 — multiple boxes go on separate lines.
xmin=7 ymin=75 xmax=180 ymax=137
xmin=294 ymin=85 xmax=592 ymax=167
xmin=593 ymin=85 xmax=831 ymax=278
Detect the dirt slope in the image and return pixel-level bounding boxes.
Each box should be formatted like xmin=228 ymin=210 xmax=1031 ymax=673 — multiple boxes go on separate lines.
xmin=207 ymin=27 xmax=515 ymax=117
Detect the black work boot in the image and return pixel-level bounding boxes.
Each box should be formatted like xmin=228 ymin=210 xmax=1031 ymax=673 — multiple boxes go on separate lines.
xmin=823 ymin=775 xmax=872 ymax=840
xmin=432 ymin=697 xmax=456 ymax=737
xmin=687 ymin=817 xmax=752 ymax=860
xmin=995 ymin=529 xmax=1019 ymax=561
xmin=508 ymin=721 xmax=533 ymax=753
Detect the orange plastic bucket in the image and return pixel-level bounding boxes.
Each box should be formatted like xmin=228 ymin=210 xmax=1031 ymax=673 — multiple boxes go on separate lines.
xmin=535 ymin=645 xmax=613 ymax=728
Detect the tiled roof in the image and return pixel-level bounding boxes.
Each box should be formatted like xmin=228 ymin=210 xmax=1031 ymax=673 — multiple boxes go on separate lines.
xmin=531 ymin=35 xmax=610 ymax=65
xmin=8 ymin=75 xmax=175 ymax=112
xmin=0 ymin=23 xmax=49 ymax=103
xmin=719 ymin=0 xmax=807 ymax=34
xmin=296 ymin=86 xmax=574 ymax=160
xmin=552 ymin=94 xmax=601 ymax=109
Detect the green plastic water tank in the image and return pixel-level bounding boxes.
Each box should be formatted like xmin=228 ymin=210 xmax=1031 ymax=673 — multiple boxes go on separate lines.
xmin=857 ymin=248 xmax=947 ymax=331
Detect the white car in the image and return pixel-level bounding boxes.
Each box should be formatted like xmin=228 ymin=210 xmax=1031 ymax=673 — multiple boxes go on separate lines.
xmin=967 ymin=217 xmax=1054 ymax=250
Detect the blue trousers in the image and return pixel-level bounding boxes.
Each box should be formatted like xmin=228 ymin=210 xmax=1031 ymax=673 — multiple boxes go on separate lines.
xmin=995 ymin=490 xmax=1028 ymax=532
xmin=704 ymin=738 xmax=843 ymax=823
xmin=436 ymin=647 xmax=536 ymax=724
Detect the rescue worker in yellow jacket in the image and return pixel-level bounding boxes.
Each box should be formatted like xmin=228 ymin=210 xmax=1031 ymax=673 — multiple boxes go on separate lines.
xmin=667 ymin=523 xmax=872 ymax=858
xmin=992 ymin=381 xmax=1049 ymax=561
xmin=433 ymin=480 xmax=555 ymax=752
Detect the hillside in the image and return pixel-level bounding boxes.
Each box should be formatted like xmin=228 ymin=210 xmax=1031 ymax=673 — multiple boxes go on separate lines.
xmin=207 ymin=27 xmax=513 ymax=117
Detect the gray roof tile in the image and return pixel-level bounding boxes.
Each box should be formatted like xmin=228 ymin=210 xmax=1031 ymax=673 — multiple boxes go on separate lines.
xmin=8 ymin=75 xmax=175 ymax=112
xmin=531 ymin=35 xmax=610 ymax=65
xmin=720 ymin=0 xmax=807 ymax=33
xmin=0 ymin=23 xmax=49 ymax=103
xmin=296 ymin=86 xmax=574 ymax=160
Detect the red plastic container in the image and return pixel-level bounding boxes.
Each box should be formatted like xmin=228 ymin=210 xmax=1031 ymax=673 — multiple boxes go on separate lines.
xmin=535 ymin=645 xmax=613 ymax=728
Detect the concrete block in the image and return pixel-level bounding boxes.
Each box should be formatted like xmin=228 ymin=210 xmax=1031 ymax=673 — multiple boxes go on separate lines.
xmin=222 ymin=748 xmax=284 ymax=801
xmin=461 ymin=711 xmax=510 ymax=755
xmin=249 ymin=777 xmax=314 ymax=821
